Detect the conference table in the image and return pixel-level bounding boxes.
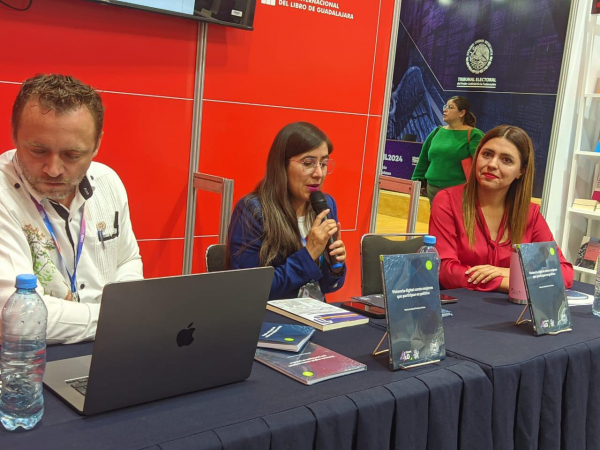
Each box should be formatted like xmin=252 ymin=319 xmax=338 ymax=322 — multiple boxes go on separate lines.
xmin=0 ymin=311 xmax=492 ymax=450
xmin=371 ymin=281 xmax=600 ymax=450
xmin=3 ymin=283 xmax=598 ymax=450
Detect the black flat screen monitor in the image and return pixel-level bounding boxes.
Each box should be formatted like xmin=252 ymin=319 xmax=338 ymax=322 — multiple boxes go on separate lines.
xmin=87 ymin=0 xmax=256 ymax=30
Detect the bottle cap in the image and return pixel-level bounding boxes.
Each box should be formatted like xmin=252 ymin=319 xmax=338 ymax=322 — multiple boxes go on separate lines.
xmin=423 ymin=235 xmax=436 ymax=245
xmin=15 ymin=274 xmax=38 ymax=290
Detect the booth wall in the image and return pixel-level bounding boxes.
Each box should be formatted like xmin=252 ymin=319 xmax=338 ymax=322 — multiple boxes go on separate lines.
xmin=0 ymin=0 xmax=395 ymax=302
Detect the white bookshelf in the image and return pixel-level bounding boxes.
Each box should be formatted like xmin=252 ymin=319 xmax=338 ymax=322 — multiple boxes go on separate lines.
xmin=568 ymin=207 xmax=600 ymax=220
xmin=561 ymin=13 xmax=600 ymax=283
xmin=573 ymin=265 xmax=596 ymax=276
xmin=574 ymin=150 xmax=600 ymax=158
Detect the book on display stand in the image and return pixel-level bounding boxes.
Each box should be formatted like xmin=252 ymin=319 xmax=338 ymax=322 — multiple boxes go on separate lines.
xmin=515 ymin=241 xmax=572 ymax=336
xmin=377 ymin=253 xmax=446 ymax=370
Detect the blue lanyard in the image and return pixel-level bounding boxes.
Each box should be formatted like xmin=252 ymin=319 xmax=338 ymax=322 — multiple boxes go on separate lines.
xmin=12 ymin=156 xmax=86 ymax=299
xmin=31 ymin=198 xmax=86 ymax=298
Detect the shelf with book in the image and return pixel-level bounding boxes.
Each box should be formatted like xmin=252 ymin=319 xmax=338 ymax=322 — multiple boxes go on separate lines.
xmin=573 ymin=265 xmax=595 ymax=276
xmin=568 ymin=207 xmax=600 ymax=220
xmin=560 ymin=12 xmax=600 ymax=283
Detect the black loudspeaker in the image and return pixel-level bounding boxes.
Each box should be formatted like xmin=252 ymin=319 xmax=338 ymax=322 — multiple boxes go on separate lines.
xmin=195 ymin=0 xmax=249 ymax=24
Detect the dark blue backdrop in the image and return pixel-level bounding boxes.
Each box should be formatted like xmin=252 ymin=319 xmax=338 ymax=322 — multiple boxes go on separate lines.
xmin=385 ymin=0 xmax=572 ymax=198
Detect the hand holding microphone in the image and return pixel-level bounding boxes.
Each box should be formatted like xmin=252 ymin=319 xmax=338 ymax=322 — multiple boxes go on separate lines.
xmin=308 ymin=191 xmax=345 ymax=270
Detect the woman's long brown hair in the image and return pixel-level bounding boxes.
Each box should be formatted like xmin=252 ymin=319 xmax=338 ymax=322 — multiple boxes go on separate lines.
xmin=463 ymin=125 xmax=535 ymax=248
xmin=232 ymin=122 xmax=333 ymax=266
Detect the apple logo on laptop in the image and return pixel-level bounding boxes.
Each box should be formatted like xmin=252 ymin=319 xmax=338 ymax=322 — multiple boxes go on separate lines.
xmin=176 ymin=322 xmax=195 ymax=347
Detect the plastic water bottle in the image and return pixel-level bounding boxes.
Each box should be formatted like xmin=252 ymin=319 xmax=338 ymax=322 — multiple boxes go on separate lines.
xmin=593 ymin=261 xmax=600 ymax=318
xmin=418 ymin=235 xmax=440 ymax=260
xmin=0 ymin=274 xmax=48 ymax=431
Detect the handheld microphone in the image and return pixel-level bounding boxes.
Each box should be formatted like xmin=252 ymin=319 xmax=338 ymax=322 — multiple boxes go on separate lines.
xmin=309 ymin=191 xmax=343 ymax=269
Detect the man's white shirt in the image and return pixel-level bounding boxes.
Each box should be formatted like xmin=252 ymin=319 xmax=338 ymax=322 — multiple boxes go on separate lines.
xmin=0 ymin=150 xmax=143 ymax=344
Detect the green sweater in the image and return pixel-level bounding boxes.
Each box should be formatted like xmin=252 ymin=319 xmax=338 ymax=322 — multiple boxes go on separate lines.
xmin=411 ymin=127 xmax=484 ymax=188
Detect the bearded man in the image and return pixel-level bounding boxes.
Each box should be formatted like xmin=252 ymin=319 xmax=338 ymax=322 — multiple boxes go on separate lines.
xmin=0 ymin=74 xmax=143 ymax=344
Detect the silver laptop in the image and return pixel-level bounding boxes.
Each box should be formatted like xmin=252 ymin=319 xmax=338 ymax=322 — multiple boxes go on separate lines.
xmin=44 ymin=267 xmax=274 ymax=415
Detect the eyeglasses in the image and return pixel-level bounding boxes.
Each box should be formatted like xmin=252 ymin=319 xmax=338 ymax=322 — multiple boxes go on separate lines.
xmin=443 ymin=104 xmax=456 ymax=110
xmin=288 ymin=157 xmax=335 ymax=175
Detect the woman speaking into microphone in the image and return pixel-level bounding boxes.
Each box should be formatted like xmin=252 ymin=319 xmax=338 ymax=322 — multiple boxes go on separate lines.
xmin=227 ymin=122 xmax=346 ymax=300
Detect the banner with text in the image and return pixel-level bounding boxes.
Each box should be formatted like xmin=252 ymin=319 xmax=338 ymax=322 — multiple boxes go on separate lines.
xmin=385 ymin=0 xmax=572 ymax=197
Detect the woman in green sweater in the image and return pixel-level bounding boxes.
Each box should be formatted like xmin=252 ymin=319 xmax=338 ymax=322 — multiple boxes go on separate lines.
xmin=411 ymin=96 xmax=484 ymax=206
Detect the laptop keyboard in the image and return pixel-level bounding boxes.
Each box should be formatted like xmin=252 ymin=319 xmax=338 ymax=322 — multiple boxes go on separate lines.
xmin=67 ymin=376 xmax=89 ymax=396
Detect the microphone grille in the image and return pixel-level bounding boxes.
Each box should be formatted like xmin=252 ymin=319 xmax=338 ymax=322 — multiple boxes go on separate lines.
xmin=309 ymin=191 xmax=328 ymax=214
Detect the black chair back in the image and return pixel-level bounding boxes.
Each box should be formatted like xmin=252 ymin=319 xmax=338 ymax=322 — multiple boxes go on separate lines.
xmin=205 ymin=244 xmax=227 ymax=272
xmin=361 ymin=234 xmax=425 ymax=295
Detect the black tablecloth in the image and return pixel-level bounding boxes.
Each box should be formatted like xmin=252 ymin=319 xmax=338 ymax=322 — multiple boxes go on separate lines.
xmin=0 ymin=312 xmax=493 ymax=450
xmin=373 ymin=281 xmax=600 ymax=450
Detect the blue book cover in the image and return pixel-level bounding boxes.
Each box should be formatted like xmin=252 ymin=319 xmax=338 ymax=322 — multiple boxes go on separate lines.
xmin=517 ymin=241 xmax=571 ymax=335
xmin=258 ymin=322 xmax=316 ymax=352
xmin=565 ymin=289 xmax=594 ymax=305
xmin=380 ymin=253 xmax=445 ymax=370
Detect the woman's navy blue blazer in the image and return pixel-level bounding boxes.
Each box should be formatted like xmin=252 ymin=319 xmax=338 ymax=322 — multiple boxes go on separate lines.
xmin=228 ymin=193 xmax=346 ymax=300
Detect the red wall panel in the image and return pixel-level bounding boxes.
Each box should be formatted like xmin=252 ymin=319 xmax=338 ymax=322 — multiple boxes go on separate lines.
xmin=204 ymin=2 xmax=387 ymax=113
xmin=0 ymin=0 xmax=199 ymax=282
xmin=197 ymin=101 xmax=370 ymax=228
xmin=0 ymin=83 xmax=20 ymax=150
xmin=0 ymin=0 xmax=397 ymax=301
xmin=198 ymin=1 xmax=396 ymax=301
xmin=137 ymin=240 xmax=185 ymax=279
xmin=95 ymin=94 xmax=193 ymax=240
xmin=0 ymin=0 xmax=198 ymax=98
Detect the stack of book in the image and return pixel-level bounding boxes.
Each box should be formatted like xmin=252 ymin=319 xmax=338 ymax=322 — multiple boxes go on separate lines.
xmin=266 ymin=297 xmax=368 ymax=331
xmin=593 ymin=176 xmax=600 ymax=201
xmin=255 ymin=321 xmax=367 ymax=385
xmin=257 ymin=322 xmax=315 ymax=352
xmin=573 ymin=198 xmax=599 ymax=211
xmin=565 ymin=289 xmax=594 ymax=306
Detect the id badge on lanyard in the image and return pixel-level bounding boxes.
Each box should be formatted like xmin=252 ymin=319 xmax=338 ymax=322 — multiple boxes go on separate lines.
xmin=12 ymin=156 xmax=86 ymax=301
xmin=298 ymin=281 xmax=325 ymax=301
xmin=298 ymin=236 xmax=325 ymax=301
xmin=32 ymin=199 xmax=86 ymax=302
